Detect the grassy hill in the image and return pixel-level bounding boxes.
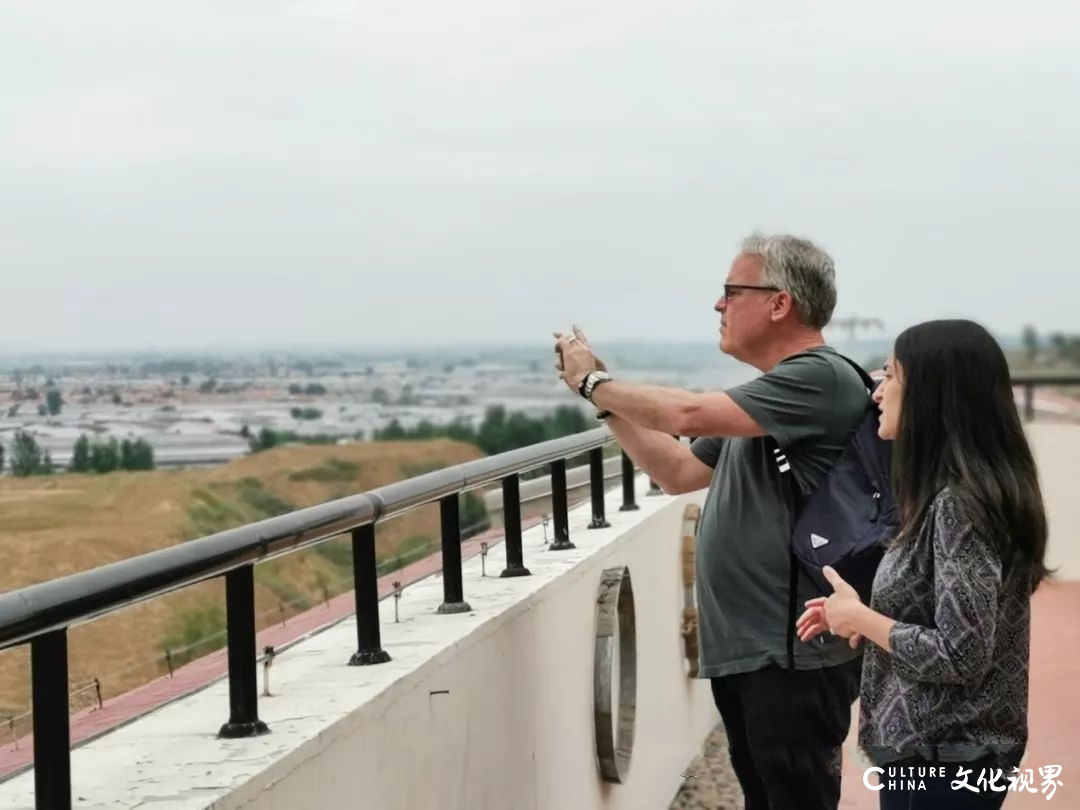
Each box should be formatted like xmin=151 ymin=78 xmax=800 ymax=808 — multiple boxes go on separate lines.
xmin=0 ymin=438 xmax=485 ymax=723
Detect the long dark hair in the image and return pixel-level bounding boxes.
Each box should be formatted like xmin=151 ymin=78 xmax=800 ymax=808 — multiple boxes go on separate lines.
xmin=891 ymin=319 xmax=1049 ymax=590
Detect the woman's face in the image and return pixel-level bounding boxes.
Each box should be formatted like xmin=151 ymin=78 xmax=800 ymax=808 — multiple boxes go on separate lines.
xmin=872 ymin=354 xmax=903 ymax=440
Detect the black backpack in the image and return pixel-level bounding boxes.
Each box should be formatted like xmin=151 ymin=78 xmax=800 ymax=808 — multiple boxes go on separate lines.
xmin=774 ymin=354 xmax=900 ymax=667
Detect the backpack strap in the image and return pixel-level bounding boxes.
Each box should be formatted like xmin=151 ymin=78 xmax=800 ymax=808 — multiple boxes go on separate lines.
xmin=835 ymin=353 xmax=879 ymax=395
xmin=772 ymin=442 xmax=805 ymax=671
xmin=773 ymin=350 xmax=876 ymax=671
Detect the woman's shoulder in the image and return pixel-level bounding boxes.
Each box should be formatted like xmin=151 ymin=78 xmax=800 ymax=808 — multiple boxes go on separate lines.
xmin=927 ymin=486 xmax=966 ymax=521
xmin=922 ymin=486 xmax=978 ymax=542
xmin=925 ymin=486 xmax=1006 ymax=562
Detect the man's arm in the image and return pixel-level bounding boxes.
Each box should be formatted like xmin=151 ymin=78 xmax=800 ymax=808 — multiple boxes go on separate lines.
xmin=603 ymin=414 xmax=713 ymax=495
xmin=590 ymin=381 xmax=766 ymax=439
xmin=555 ymin=326 xmax=766 ymax=439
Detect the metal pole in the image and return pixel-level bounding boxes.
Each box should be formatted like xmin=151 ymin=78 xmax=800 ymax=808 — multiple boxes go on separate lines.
xmin=437 ymin=494 xmax=471 ymax=613
xmin=218 ymin=566 xmax=269 ymax=738
xmin=500 ymin=474 xmax=530 ymax=577
xmin=549 ymin=459 xmax=575 ymax=549
xmin=1024 ymin=384 xmax=1034 ymax=422
xmin=350 ymin=524 xmax=391 ymax=665
xmin=619 ymin=451 xmax=639 ymax=511
xmin=588 ymin=448 xmax=611 ymax=529
xmin=32 ymin=629 xmax=71 ymax=810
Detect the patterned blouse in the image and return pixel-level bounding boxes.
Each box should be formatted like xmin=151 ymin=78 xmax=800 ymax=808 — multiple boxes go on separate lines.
xmin=858 ymin=487 xmax=1030 ymax=767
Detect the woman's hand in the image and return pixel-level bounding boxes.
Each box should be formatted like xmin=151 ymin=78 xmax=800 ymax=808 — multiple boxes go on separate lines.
xmin=822 ymin=566 xmax=865 ymax=647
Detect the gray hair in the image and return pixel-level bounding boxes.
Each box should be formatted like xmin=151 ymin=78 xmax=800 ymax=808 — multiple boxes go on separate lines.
xmin=740 ymin=233 xmax=837 ymax=329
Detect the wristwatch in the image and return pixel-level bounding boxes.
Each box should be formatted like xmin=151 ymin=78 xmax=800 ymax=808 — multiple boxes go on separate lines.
xmin=578 ymin=370 xmax=613 ymax=403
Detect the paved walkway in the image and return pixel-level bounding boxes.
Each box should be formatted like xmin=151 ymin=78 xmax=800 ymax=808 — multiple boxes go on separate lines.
xmin=0 ymin=518 xmax=546 ymax=780
xmin=670 ymin=580 xmax=1080 ymax=808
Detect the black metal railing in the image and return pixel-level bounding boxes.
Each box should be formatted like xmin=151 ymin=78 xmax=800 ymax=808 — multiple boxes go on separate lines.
xmin=1012 ymin=373 xmax=1080 ymax=422
xmin=0 ymin=426 xmax=655 ymax=810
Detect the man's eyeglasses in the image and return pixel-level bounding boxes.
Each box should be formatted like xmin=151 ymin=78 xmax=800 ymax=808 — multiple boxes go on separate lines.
xmin=722 ymin=283 xmax=780 ymax=301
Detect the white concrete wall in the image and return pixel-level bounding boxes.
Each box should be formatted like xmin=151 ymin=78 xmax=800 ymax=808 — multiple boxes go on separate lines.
xmin=256 ymin=491 xmax=714 ymax=810
xmin=0 ymin=478 xmax=717 ymax=810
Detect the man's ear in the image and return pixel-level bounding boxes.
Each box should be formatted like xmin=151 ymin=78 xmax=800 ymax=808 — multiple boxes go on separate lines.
xmin=770 ymin=290 xmax=795 ymax=322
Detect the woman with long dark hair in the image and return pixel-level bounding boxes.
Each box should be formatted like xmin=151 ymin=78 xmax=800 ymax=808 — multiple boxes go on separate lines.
xmin=796 ymin=319 xmax=1049 ymax=809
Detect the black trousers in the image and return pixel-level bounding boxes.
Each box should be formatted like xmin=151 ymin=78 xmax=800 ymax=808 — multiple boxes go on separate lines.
xmin=710 ymin=658 xmax=861 ymax=810
xmin=876 ymin=755 xmax=1013 ymax=810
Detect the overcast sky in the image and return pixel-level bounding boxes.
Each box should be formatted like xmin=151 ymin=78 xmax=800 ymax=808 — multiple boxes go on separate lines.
xmin=1 ymin=2 xmax=1077 ymax=353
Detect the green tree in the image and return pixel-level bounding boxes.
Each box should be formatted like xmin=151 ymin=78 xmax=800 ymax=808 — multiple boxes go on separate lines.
xmin=249 ymin=427 xmax=278 ymax=453
xmin=411 ymin=419 xmax=437 ymax=439
xmin=477 ymin=406 xmax=507 ymax=454
xmin=90 ymin=438 xmax=120 ymax=473
xmin=129 ymin=439 xmax=155 ymax=470
xmin=547 ymin=405 xmax=588 ymax=438
xmin=11 ymin=431 xmax=44 ymax=476
xmin=71 ymin=435 xmax=91 ymax=472
xmin=0 ymin=442 xmax=6 ymax=474
xmin=443 ymin=417 xmax=475 ymax=443
xmin=504 ymin=411 xmax=546 ymax=450
xmin=378 ymin=419 xmax=407 ymax=440
xmin=460 ymin=492 xmax=490 ymax=538
xmin=45 ymin=388 xmax=63 ymax=416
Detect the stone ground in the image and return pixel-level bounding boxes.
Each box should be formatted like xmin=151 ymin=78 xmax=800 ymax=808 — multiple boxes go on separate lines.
xmin=669 ymin=725 xmax=743 ymax=810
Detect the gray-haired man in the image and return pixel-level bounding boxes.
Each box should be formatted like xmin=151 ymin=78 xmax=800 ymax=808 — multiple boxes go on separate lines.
xmin=555 ymin=233 xmax=868 ymax=810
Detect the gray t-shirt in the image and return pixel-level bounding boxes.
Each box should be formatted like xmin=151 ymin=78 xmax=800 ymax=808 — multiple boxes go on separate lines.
xmin=690 ymin=346 xmax=869 ymax=679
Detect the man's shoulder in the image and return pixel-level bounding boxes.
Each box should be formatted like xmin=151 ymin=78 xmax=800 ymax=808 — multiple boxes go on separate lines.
xmin=777 ymin=345 xmax=855 ymax=371
xmin=756 ymin=346 xmax=867 ymax=398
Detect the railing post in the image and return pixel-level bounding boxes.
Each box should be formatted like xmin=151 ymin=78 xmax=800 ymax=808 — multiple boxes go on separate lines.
xmin=218 ymin=565 xmax=270 ymax=739
xmin=500 ymin=474 xmax=531 ymax=577
xmin=549 ymin=459 xmax=575 ymax=550
xmin=350 ymin=524 xmax=391 ymax=665
xmin=619 ymin=451 xmax=639 ymax=511
xmin=588 ymin=448 xmax=611 ymax=529
xmin=437 ymin=494 xmax=472 ymax=613
xmin=32 ymin=629 xmax=71 ymax=810
xmin=1024 ymin=384 xmax=1034 ymax=422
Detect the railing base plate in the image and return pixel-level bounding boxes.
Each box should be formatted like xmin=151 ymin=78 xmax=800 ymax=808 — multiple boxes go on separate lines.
xmin=619 ymin=504 xmax=641 ymax=512
xmin=500 ymin=565 xmax=531 ymax=578
xmin=218 ymin=719 xmax=270 ymax=739
xmin=548 ymin=540 xmax=576 ymax=550
xmin=588 ymin=518 xmax=611 ymax=529
xmin=349 ymin=648 xmax=391 ymax=666
xmin=437 ymin=601 xmax=472 ymax=614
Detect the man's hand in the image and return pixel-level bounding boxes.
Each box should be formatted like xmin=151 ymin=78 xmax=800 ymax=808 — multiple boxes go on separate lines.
xmin=796 ymin=567 xmax=865 ymax=650
xmin=553 ymin=325 xmax=605 ymax=393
